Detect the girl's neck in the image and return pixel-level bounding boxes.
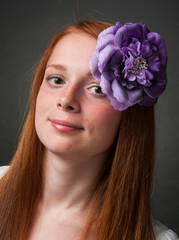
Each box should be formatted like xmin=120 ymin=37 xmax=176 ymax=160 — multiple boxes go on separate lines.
xmin=40 ymin=149 xmax=106 ymax=212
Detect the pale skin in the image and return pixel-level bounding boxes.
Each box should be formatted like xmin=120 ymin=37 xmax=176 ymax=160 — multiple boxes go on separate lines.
xmin=28 ymin=33 xmax=122 ymax=240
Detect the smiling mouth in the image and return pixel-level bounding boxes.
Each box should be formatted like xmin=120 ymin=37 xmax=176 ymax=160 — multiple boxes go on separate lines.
xmin=49 ymin=118 xmax=84 ymax=133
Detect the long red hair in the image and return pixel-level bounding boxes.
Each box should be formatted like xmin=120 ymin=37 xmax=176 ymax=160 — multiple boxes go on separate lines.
xmin=0 ymin=20 xmax=155 ymax=240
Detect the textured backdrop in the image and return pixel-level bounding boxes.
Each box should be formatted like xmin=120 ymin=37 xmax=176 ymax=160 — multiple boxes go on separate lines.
xmin=0 ymin=0 xmax=178 ymax=234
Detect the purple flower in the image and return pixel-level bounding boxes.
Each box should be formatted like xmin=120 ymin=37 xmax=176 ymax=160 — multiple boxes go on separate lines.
xmin=89 ymin=22 xmax=167 ymax=110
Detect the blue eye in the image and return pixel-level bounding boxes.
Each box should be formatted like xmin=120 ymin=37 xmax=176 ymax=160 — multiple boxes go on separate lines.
xmin=91 ymin=86 xmax=104 ymax=94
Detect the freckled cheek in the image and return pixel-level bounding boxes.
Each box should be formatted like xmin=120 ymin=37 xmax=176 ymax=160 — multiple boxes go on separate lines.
xmin=36 ymin=89 xmax=56 ymax=114
xmin=84 ymin=106 xmax=121 ymax=151
xmin=85 ymin=105 xmax=121 ymax=132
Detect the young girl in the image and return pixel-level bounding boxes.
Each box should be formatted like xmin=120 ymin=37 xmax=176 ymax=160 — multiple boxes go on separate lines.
xmin=0 ymin=20 xmax=178 ymax=240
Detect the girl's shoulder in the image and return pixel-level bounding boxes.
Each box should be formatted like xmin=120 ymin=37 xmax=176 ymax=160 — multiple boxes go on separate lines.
xmin=0 ymin=165 xmax=10 ymax=178
xmin=152 ymin=219 xmax=179 ymax=240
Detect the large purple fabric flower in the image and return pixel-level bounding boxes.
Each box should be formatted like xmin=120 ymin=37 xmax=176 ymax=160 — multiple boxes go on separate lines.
xmin=89 ymin=22 xmax=167 ymax=111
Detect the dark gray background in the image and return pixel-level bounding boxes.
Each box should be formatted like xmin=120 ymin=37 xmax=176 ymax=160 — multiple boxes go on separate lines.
xmin=0 ymin=0 xmax=178 ymax=234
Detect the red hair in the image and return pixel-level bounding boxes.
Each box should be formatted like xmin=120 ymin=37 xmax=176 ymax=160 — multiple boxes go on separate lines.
xmin=0 ymin=20 xmax=155 ymax=240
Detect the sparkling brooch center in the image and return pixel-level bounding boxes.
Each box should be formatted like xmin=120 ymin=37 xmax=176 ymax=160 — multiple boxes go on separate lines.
xmin=127 ymin=55 xmax=148 ymax=74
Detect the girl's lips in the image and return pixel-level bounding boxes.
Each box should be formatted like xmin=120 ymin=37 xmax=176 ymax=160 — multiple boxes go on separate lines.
xmin=49 ymin=119 xmax=84 ymax=133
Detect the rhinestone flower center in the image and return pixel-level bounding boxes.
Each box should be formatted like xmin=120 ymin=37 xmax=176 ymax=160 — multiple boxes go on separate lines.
xmin=127 ymin=55 xmax=148 ymax=74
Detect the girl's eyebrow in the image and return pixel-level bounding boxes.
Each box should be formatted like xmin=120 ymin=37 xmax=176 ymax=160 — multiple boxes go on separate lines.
xmin=46 ymin=64 xmax=94 ymax=78
xmin=46 ymin=64 xmax=67 ymax=71
xmin=86 ymin=71 xmax=93 ymax=78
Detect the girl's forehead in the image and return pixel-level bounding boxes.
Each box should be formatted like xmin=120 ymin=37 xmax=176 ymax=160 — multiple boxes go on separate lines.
xmin=47 ymin=33 xmax=97 ymax=68
xmin=52 ymin=32 xmax=97 ymax=54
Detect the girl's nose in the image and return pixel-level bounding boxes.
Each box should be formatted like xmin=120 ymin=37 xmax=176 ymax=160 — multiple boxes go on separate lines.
xmin=56 ymin=85 xmax=80 ymax=112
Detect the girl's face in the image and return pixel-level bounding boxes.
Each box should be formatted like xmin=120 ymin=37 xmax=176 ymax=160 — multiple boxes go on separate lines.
xmin=35 ymin=33 xmax=122 ymax=159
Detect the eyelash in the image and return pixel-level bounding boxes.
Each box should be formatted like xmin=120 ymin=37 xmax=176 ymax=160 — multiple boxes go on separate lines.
xmin=46 ymin=75 xmax=104 ymax=96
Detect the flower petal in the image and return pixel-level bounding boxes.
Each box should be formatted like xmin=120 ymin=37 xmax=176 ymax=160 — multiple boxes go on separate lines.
xmin=140 ymin=42 xmax=152 ymax=58
xmin=127 ymin=72 xmax=137 ymax=81
xmin=100 ymin=74 xmax=113 ymax=95
xmin=145 ymin=70 xmax=154 ymax=80
xmin=97 ymin=34 xmax=115 ymax=51
xmin=114 ymin=23 xmax=148 ymax=48
xmin=126 ymin=86 xmax=143 ymax=104
xmin=139 ymin=95 xmax=157 ymax=106
xmin=112 ymin=78 xmax=128 ymax=103
xmin=110 ymin=51 xmax=124 ymax=70
xmin=147 ymin=32 xmax=167 ymax=68
xmin=89 ymin=52 xmax=101 ymax=80
xmin=107 ymin=94 xmax=128 ymax=111
xmin=102 ymin=70 xmax=115 ymax=82
xmin=148 ymin=55 xmax=160 ymax=72
xmin=99 ymin=22 xmax=123 ymax=38
xmin=98 ymin=45 xmax=117 ymax=72
xmin=143 ymin=71 xmax=167 ymax=97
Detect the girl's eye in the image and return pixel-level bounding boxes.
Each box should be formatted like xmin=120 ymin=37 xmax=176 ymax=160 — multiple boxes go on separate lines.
xmin=47 ymin=76 xmax=64 ymax=85
xmin=90 ymin=86 xmax=104 ymax=95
